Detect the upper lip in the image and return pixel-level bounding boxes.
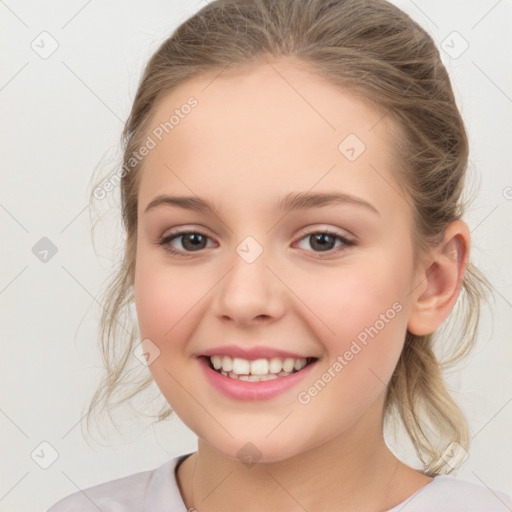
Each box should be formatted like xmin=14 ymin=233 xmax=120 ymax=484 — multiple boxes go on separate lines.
xmin=198 ymin=345 xmax=317 ymax=361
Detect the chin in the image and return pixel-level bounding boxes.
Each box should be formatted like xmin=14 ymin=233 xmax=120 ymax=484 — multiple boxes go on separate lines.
xmin=201 ymin=431 xmax=316 ymax=466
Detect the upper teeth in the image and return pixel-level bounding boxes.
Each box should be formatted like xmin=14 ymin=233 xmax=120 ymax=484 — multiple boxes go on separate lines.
xmin=210 ymin=355 xmax=308 ymax=375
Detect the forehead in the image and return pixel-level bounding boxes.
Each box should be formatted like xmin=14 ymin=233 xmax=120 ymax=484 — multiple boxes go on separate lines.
xmin=147 ymin=58 xmax=390 ymax=150
xmin=138 ymin=58 xmax=407 ymax=218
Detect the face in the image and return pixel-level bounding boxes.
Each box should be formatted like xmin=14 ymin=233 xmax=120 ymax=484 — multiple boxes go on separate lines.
xmin=133 ymin=58 xmax=423 ymax=463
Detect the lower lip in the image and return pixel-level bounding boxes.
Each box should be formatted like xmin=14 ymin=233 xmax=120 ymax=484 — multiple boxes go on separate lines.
xmin=198 ymin=357 xmax=317 ymax=401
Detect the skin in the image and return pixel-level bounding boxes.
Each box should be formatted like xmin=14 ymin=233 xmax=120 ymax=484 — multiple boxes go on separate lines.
xmin=133 ymin=58 xmax=470 ymax=512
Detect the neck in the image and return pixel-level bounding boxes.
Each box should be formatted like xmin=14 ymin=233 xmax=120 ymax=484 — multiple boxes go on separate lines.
xmin=176 ymin=400 xmax=426 ymax=512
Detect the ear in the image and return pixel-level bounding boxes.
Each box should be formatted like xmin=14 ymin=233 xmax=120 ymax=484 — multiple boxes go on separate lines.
xmin=407 ymin=220 xmax=470 ymax=336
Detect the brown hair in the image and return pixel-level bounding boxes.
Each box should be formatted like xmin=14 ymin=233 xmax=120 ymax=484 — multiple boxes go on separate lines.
xmin=87 ymin=0 xmax=489 ymax=473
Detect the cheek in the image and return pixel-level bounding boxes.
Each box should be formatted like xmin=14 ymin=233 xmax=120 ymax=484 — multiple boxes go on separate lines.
xmin=292 ymin=253 xmax=414 ymax=396
xmin=131 ymin=223 xmax=198 ymax=372
xmin=134 ymin=262 xmax=173 ymax=341
xmin=132 ymin=253 xmax=203 ymax=412
xmin=293 ymin=278 xmax=409 ymax=429
xmin=294 ymin=259 xmax=412 ymax=341
xmin=133 ymin=248 xmax=203 ymax=343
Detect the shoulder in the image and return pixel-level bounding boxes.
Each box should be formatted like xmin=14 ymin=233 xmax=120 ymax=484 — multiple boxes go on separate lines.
xmin=46 ymin=454 xmax=190 ymax=512
xmin=392 ymin=474 xmax=512 ymax=511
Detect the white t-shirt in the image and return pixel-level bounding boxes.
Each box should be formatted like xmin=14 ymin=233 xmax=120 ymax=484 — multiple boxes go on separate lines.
xmin=47 ymin=452 xmax=512 ymax=511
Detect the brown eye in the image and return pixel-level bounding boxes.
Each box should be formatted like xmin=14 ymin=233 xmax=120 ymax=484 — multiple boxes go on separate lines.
xmin=295 ymin=230 xmax=353 ymax=254
xmin=159 ymin=230 xmax=214 ymax=256
xmin=177 ymin=233 xmax=208 ymax=251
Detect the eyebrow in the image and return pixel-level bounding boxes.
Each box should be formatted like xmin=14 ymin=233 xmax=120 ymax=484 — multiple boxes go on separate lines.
xmin=143 ymin=191 xmax=380 ymax=216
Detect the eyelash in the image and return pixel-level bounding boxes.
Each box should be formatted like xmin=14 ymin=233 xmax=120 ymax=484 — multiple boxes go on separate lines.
xmin=157 ymin=228 xmax=354 ymax=258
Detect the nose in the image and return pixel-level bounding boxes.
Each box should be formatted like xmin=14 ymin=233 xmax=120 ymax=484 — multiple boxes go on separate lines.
xmin=212 ymin=243 xmax=287 ymax=327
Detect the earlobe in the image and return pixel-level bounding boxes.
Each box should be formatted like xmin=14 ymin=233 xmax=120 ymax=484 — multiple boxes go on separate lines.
xmin=407 ymin=221 xmax=470 ymax=336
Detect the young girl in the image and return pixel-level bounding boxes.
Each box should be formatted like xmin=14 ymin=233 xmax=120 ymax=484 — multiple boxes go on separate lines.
xmin=48 ymin=0 xmax=512 ymax=510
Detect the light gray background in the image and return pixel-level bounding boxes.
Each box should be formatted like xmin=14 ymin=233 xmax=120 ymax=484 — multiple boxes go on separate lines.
xmin=1 ymin=1 xmax=511 ymax=510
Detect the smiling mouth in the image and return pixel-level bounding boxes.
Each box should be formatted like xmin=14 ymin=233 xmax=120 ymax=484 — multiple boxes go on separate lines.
xmin=203 ymin=355 xmax=318 ymax=382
